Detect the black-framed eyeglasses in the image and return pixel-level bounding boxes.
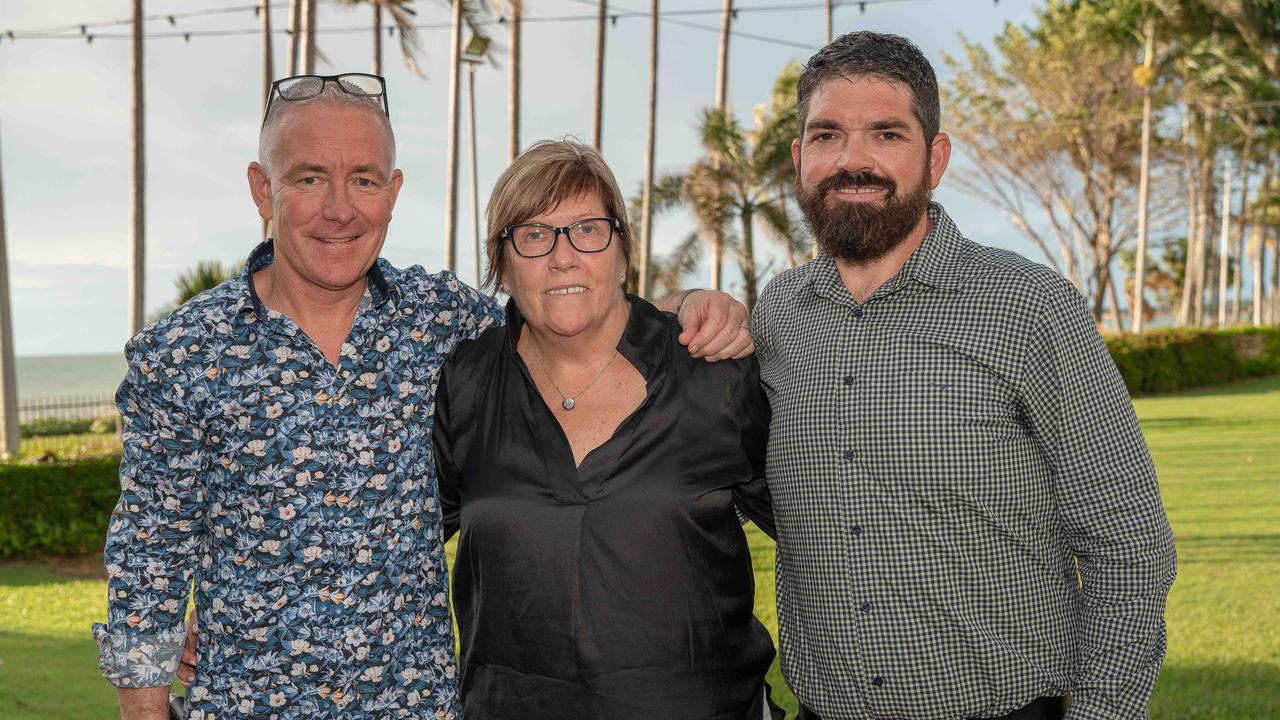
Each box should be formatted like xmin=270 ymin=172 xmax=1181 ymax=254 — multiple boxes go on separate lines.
xmin=262 ymin=73 xmax=389 ymax=128
xmin=501 ymin=217 xmax=621 ymax=258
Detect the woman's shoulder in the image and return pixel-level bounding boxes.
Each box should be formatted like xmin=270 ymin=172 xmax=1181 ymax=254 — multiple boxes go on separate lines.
xmin=442 ymin=322 xmax=510 ymax=382
xmin=645 ymin=303 xmax=758 ymax=388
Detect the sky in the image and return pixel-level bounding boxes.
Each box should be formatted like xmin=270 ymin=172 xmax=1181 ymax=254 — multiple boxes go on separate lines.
xmin=0 ymin=0 xmax=1042 ymax=357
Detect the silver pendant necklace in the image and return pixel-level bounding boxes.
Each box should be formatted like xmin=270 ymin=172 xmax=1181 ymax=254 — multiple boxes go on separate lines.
xmin=525 ymin=339 xmax=617 ymax=411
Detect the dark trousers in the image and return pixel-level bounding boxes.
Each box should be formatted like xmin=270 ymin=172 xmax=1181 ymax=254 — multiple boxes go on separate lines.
xmin=796 ymin=696 xmax=1066 ymax=720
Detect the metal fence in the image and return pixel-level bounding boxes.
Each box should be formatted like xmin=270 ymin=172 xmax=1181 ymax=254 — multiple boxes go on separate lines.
xmin=18 ymin=393 xmax=121 ymax=458
xmin=19 ymin=393 xmax=117 ymax=424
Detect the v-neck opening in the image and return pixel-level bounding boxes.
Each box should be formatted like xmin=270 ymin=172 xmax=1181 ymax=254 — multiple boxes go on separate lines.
xmin=513 ymin=344 xmax=656 ymax=482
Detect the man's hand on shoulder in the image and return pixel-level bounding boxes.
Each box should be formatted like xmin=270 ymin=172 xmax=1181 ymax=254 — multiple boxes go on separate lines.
xmin=660 ymin=289 xmax=753 ymax=361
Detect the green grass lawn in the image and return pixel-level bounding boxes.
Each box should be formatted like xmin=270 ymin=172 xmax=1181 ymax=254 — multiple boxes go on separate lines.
xmin=2 ymin=376 xmax=1276 ymax=719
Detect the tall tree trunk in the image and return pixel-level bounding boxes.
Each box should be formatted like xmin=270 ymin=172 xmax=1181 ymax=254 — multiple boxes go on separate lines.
xmin=1177 ymin=115 xmax=1197 ymax=327
xmin=1131 ymin=19 xmax=1154 ymax=334
xmin=287 ymin=0 xmax=301 ymax=75
xmin=468 ymin=64 xmax=481 ymax=287
xmin=1264 ymin=225 xmax=1274 ymax=324
xmin=373 ymin=4 xmax=383 ymax=76
xmin=638 ymin=0 xmax=659 ymax=298
xmin=710 ymin=0 xmax=731 ymax=292
xmin=740 ymin=204 xmax=757 ymax=311
xmin=1255 ymin=155 xmax=1275 ymax=325
xmin=1195 ymin=121 xmax=1215 ymax=327
xmin=1107 ymin=270 xmax=1124 ymax=334
xmin=1232 ymin=116 xmax=1254 ymax=325
xmin=0 ymin=130 xmax=21 ymax=457
xmin=1217 ymin=161 xmax=1232 ymax=327
xmin=509 ymin=0 xmax=522 ymax=162
xmin=825 ymin=0 xmax=833 ymax=44
xmin=592 ymin=0 xmax=607 ymax=150
xmin=444 ymin=0 xmax=464 ymax=270
xmin=261 ymin=0 xmax=274 ymax=241
xmin=261 ymin=0 xmax=274 ymax=108
xmin=130 ymin=0 xmax=146 ymax=337
xmin=300 ymin=0 xmax=316 ymax=74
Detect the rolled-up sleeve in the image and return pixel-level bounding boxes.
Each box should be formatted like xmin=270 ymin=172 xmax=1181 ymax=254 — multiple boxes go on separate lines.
xmin=1019 ymin=277 xmax=1177 ymax=719
xmin=92 ymin=334 xmax=209 ymax=688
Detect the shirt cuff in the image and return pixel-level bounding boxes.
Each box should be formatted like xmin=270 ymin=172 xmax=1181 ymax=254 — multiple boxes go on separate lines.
xmin=92 ymin=623 xmax=186 ymax=689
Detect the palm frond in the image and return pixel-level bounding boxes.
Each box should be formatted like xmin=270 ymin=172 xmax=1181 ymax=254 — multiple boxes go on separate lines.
xmin=649 ymin=231 xmax=705 ymax=296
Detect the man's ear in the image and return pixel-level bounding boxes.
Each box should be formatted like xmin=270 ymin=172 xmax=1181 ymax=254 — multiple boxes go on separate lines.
xmin=248 ymin=162 xmax=273 ymax=221
xmin=792 ymin=137 xmax=802 ymax=173
xmin=388 ymin=168 xmax=404 ymax=215
xmin=928 ymin=133 xmax=951 ymax=190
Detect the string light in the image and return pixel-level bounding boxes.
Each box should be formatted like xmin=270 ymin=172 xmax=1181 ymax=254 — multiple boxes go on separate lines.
xmin=4 ymin=0 xmax=942 ymax=51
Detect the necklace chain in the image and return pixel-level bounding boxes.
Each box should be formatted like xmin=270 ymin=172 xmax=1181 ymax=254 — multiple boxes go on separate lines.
xmin=525 ymin=339 xmax=617 ymax=411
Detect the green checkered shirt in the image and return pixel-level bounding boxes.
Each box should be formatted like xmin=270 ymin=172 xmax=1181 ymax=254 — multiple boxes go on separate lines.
xmin=753 ymin=203 xmax=1176 ymax=720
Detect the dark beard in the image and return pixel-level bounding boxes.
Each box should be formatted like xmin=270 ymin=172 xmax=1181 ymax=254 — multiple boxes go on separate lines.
xmin=796 ymin=166 xmax=931 ymax=263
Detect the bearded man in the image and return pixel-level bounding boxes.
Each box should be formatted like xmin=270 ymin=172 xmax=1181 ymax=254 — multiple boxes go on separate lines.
xmin=752 ymin=32 xmax=1176 ymax=720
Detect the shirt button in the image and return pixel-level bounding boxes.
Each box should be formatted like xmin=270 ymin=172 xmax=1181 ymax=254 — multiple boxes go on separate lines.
xmin=850 ymin=525 xmax=863 ymax=536
xmin=842 ymin=374 xmax=856 ymax=386
xmin=852 ymin=306 xmax=865 ymax=319
xmin=871 ymin=676 xmax=884 ymax=687
xmin=842 ymin=450 xmax=855 ymax=462
xmin=860 ymin=601 xmax=873 ymax=613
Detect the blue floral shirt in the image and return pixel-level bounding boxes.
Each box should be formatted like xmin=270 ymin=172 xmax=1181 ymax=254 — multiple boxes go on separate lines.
xmin=93 ymin=241 xmax=502 ymax=719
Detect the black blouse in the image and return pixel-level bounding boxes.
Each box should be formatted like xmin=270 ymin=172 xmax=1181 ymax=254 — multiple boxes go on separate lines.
xmin=432 ymin=295 xmax=776 ymax=720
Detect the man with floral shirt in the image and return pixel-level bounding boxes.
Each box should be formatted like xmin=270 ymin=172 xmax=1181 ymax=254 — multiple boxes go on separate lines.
xmin=93 ymin=74 xmax=751 ymax=720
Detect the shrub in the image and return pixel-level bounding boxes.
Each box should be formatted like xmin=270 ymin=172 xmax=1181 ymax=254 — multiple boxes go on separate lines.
xmin=1106 ymin=327 xmax=1280 ymax=396
xmin=0 ymin=457 xmax=120 ymax=558
xmin=21 ymin=417 xmax=101 ymax=438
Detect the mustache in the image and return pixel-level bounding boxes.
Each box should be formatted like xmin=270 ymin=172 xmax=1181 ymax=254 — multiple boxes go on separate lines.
xmin=816 ymin=170 xmax=896 ymax=196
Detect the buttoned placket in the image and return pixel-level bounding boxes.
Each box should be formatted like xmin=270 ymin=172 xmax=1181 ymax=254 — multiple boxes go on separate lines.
xmin=841 ymin=296 xmax=888 ymax=699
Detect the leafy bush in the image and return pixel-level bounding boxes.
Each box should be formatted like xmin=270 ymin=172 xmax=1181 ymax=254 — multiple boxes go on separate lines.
xmin=1106 ymin=327 xmax=1280 ymax=396
xmin=21 ymin=416 xmax=116 ymax=439
xmin=0 ymin=457 xmax=120 ymax=558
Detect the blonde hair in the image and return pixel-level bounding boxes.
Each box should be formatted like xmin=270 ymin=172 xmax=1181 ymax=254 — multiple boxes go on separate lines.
xmin=485 ymin=139 xmax=632 ymax=292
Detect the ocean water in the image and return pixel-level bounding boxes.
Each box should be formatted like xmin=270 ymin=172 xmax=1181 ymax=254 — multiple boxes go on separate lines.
xmin=15 ymin=352 xmax=126 ymax=401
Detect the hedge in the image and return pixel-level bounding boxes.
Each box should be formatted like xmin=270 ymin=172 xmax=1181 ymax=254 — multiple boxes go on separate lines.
xmin=21 ymin=416 xmax=116 ymax=439
xmin=1 ymin=328 xmax=1276 ymax=558
xmin=1105 ymin=326 xmax=1280 ymax=396
xmin=0 ymin=456 xmax=121 ymax=558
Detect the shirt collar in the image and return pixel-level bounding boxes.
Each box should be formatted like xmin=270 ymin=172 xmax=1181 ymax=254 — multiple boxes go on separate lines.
xmin=502 ymin=294 xmax=669 ymax=381
xmin=240 ymin=239 xmax=394 ymax=319
xmin=802 ymin=201 xmax=968 ymax=302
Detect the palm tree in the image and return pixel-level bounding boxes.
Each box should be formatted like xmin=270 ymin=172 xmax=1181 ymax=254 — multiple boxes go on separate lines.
xmin=445 ymin=0 xmax=464 ymax=271
xmin=288 ymin=0 xmax=302 ymax=75
xmin=651 ymin=65 xmax=804 ymax=310
xmin=261 ymin=0 xmax=274 ymax=241
xmin=0 ymin=128 xmax=20 ymax=457
xmin=300 ymin=0 xmax=317 ymax=73
xmin=260 ymin=0 xmax=273 ymax=109
xmin=343 ymin=1 xmax=427 ymax=76
xmin=637 ymin=0 xmax=660 ymax=297
xmin=497 ymin=0 xmax=523 ymax=161
xmin=592 ymin=0 xmax=608 ymax=150
xmin=130 ymin=0 xmax=146 ymax=338
xmin=149 ymin=261 xmax=239 ymax=321
xmin=373 ymin=3 xmax=384 ymax=74
xmin=175 ymin=261 xmax=238 ymax=306
xmin=1131 ymin=17 xmax=1156 ymax=334
xmin=710 ymin=0 xmax=732 ymax=291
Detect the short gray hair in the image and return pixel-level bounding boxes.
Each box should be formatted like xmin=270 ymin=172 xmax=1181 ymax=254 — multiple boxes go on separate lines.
xmin=257 ymin=80 xmax=396 ymax=177
xmin=797 ymin=31 xmax=940 ymax=140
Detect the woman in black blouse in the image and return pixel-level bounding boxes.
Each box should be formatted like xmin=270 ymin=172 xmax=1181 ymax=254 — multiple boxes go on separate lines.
xmin=431 ymin=139 xmax=779 ymax=720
